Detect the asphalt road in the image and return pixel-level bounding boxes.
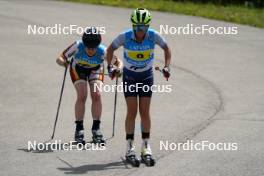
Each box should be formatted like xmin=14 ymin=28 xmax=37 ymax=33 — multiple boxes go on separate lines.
xmin=0 ymin=0 xmax=264 ymax=176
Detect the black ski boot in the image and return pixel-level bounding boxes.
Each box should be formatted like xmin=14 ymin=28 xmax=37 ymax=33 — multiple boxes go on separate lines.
xmin=92 ymin=130 xmax=105 ymax=145
xmin=74 ymin=129 xmax=85 ymax=144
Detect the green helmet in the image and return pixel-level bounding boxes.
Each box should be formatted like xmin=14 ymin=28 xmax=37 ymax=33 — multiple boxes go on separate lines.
xmin=131 ymin=8 xmax=152 ymax=25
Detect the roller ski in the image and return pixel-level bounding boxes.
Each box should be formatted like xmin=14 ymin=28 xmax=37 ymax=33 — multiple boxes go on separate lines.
xmin=141 ymin=146 xmax=155 ymax=167
xmin=92 ymin=129 xmax=106 ymax=146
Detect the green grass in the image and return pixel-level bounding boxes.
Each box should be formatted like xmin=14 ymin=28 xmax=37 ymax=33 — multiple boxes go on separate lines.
xmin=63 ymin=0 xmax=264 ymax=28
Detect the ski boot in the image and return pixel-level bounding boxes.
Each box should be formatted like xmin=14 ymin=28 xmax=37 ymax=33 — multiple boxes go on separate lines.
xmin=125 ymin=146 xmax=140 ymax=167
xmin=141 ymin=147 xmax=155 ymax=167
xmin=92 ymin=129 xmax=106 ymax=146
xmin=74 ymin=129 xmax=85 ymax=145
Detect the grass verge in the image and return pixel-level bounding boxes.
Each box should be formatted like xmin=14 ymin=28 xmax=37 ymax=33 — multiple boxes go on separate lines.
xmin=63 ymin=0 xmax=264 ymax=28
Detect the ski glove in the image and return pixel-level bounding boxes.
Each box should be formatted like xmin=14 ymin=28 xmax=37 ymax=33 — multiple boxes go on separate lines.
xmin=107 ymin=64 xmax=121 ymax=80
xmin=162 ymin=66 xmax=170 ymax=81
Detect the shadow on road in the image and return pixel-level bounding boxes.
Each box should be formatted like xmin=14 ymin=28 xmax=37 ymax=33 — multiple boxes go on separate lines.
xmin=17 ymin=148 xmax=54 ymax=153
xmin=17 ymin=139 xmax=104 ymax=153
xmin=17 ymin=139 xmax=54 ymax=153
xmin=57 ymin=157 xmax=127 ymax=174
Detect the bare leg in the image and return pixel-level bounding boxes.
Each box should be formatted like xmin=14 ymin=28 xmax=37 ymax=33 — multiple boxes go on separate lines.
xmin=125 ymin=97 xmax=138 ymax=134
xmin=139 ymin=97 xmax=151 ymax=133
xmin=89 ymin=81 xmax=102 ymax=120
xmin=74 ymin=81 xmax=88 ymax=121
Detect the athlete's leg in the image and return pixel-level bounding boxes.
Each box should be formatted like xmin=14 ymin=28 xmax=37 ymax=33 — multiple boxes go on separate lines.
xmin=70 ymin=62 xmax=88 ymax=143
xmin=125 ymin=97 xmax=138 ymax=135
xmin=139 ymin=97 xmax=151 ymax=135
xmin=137 ymin=69 xmax=155 ymax=166
xmin=125 ymin=97 xmax=138 ymax=158
xmin=138 ymin=71 xmax=153 ymax=139
xmin=123 ymin=68 xmax=139 ymax=159
xmin=89 ymin=80 xmax=102 ymax=128
xmin=71 ymin=80 xmax=87 ymax=143
xmin=88 ymin=66 xmax=104 ymax=131
xmin=139 ymin=96 xmax=155 ymax=166
xmin=125 ymin=97 xmax=141 ymax=167
xmin=139 ymin=96 xmax=151 ymax=150
xmin=88 ymin=67 xmax=105 ymax=144
xmin=74 ymin=81 xmax=88 ymax=121
xmin=69 ymin=61 xmax=88 ymax=122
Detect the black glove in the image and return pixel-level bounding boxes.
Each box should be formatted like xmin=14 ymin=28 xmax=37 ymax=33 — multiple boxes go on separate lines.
xmin=162 ymin=66 xmax=170 ymax=81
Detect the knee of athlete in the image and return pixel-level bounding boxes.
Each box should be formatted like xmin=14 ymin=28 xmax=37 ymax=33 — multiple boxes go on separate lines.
xmin=127 ymin=110 xmax=137 ymax=119
xmin=140 ymin=110 xmax=150 ymax=119
xmin=77 ymin=94 xmax=87 ymax=104
xmin=91 ymin=92 xmax=101 ymax=102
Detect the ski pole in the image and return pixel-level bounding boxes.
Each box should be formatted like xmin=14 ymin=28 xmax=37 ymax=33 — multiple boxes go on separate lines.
xmin=112 ymin=76 xmax=118 ymax=137
xmin=51 ymin=65 xmax=68 ymax=139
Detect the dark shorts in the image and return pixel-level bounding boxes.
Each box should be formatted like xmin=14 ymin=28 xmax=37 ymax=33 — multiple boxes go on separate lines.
xmin=69 ymin=60 xmax=104 ymax=85
xmin=122 ymin=68 xmax=154 ymax=97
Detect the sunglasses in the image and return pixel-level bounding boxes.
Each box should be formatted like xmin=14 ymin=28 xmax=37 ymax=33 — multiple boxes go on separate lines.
xmin=133 ymin=25 xmax=149 ymax=32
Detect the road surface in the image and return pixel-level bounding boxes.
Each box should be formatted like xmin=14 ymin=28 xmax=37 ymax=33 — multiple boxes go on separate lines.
xmin=0 ymin=0 xmax=263 ymax=176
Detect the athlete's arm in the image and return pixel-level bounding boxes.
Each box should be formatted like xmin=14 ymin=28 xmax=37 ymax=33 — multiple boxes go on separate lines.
xmin=163 ymin=45 xmax=171 ymax=67
xmin=106 ymin=45 xmax=115 ymax=66
xmin=56 ymin=41 xmax=78 ymax=67
xmin=106 ymin=33 xmax=125 ymax=66
xmin=113 ymin=55 xmax=123 ymax=69
xmin=105 ymin=49 xmax=122 ymax=70
xmin=153 ymin=31 xmax=171 ymax=67
xmin=106 ymin=50 xmax=123 ymax=78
